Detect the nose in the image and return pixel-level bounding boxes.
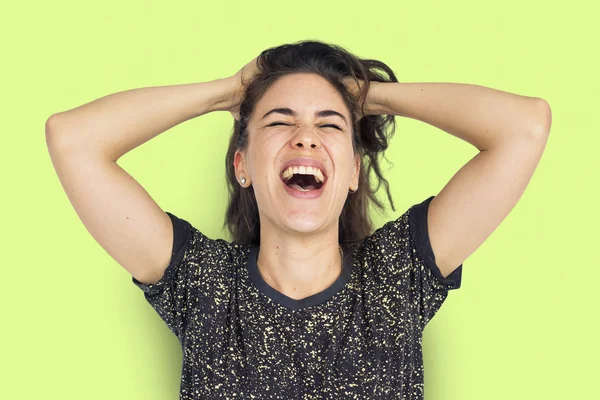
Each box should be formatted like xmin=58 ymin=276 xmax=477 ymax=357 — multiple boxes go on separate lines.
xmin=290 ymin=124 xmax=323 ymax=150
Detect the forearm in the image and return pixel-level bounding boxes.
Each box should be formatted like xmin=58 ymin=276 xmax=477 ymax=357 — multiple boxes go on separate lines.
xmin=369 ymin=82 xmax=551 ymax=151
xmin=46 ymin=77 xmax=238 ymax=161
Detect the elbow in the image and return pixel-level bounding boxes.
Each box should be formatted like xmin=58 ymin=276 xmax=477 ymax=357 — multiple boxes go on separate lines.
xmin=45 ymin=114 xmax=63 ymax=147
xmin=45 ymin=113 xmax=75 ymax=155
xmin=531 ymin=98 xmax=552 ymax=138
xmin=45 ymin=112 xmax=70 ymax=139
xmin=45 ymin=113 xmax=60 ymax=137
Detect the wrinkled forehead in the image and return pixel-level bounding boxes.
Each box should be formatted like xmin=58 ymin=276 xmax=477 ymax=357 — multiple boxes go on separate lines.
xmin=252 ymin=73 xmax=351 ymax=122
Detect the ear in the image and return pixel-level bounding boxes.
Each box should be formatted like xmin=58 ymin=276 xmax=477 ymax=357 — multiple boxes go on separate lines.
xmin=351 ymin=153 xmax=360 ymax=191
xmin=233 ymin=150 xmax=250 ymax=186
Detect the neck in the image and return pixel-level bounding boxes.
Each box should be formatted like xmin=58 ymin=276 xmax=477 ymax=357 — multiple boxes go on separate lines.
xmin=256 ymin=222 xmax=343 ymax=300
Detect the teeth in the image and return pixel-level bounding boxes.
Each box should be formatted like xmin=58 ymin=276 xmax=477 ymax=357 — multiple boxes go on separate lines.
xmin=281 ymin=165 xmax=325 ymax=183
xmin=315 ymin=168 xmax=324 ymax=183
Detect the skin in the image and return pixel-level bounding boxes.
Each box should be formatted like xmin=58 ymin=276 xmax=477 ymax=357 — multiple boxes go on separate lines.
xmin=228 ymin=57 xmax=552 ymax=295
xmin=47 ymin=52 xmax=550 ymax=296
xmin=233 ymin=72 xmax=360 ymax=300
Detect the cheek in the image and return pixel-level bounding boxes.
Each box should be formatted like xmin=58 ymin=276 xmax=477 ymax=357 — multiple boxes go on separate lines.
xmin=323 ymin=133 xmax=353 ymax=152
xmin=247 ymin=146 xmax=275 ymax=180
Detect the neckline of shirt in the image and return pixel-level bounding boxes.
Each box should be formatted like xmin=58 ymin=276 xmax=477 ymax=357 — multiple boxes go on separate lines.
xmin=247 ymin=242 xmax=355 ymax=310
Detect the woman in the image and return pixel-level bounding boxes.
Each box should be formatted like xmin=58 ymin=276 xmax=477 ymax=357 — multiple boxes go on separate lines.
xmin=46 ymin=40 xmax=551 ymax=399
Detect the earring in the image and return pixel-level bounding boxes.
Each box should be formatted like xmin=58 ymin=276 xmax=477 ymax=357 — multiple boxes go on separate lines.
xmin=240 ymin=177 xmax=246 ymax=185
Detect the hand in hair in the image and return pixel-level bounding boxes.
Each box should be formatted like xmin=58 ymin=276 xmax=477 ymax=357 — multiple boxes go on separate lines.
xmin=228 ymin=56 xmax=261 ymax=121
xmin=342 ymin=77 xmax=385 ymax=119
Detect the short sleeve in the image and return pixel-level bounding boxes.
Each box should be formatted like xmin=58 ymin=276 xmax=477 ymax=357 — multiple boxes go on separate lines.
xmin=131 ymin=211 xmax=197 ymax=340
xmin=368 ymin=195 xmax=463 ymax=330
xmin=409 ymin=196 xmax=462 ymax=289
xmin=407 ymin=195 xmax=462 ymax=328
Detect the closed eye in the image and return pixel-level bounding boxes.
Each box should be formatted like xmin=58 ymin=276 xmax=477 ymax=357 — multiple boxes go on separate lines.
xmin=267 ymin=122 xmax=342 ymax=130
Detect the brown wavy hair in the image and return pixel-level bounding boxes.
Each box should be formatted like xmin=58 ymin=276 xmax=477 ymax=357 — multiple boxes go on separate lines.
xmin=224 ymin=40 xmax=399 ymax=246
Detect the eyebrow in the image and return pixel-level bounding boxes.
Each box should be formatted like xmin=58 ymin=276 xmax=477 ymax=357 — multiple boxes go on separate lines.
xmin=261 ymin=107 xmax=348 ymax=125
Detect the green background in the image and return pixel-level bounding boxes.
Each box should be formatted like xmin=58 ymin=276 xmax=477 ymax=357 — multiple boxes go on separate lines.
xmin=2 ymin=0 xmax=597 ymax=398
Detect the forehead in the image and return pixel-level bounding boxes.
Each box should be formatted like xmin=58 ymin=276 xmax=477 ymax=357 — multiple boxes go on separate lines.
xmin=254 ymin=73 xmax=349 ymax=117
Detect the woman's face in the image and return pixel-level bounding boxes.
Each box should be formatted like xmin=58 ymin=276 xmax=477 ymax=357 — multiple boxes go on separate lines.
xmin=234 ymin=72 xmax=360 ymax=237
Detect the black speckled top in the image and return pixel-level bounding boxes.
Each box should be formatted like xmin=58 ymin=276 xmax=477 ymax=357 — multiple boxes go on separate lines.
xmin=132 ymin=195 xmax=462 ymax=399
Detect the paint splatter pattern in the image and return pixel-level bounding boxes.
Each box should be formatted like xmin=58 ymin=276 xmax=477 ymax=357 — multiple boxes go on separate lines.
xmin=132 ymin=195 xmax=462 ymax=399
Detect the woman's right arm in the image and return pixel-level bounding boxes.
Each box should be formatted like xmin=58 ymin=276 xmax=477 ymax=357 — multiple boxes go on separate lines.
xmin=45 ymin=77 xmax=241 ymax=284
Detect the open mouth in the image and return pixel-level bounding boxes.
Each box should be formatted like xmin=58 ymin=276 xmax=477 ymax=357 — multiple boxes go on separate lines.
xmin=281 ymin=166 xmax=327 ymax=192
xmin=282 ymin=173 xmax=324 ymax=192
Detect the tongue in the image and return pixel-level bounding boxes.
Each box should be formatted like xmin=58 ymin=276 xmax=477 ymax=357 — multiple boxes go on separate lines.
xmin=291 ymin=183 xmax=316 ymax=191
xmin=285 ymin=174 xmax=318 ymax=191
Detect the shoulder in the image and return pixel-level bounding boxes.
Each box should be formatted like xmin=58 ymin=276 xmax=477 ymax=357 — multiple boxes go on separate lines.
xmin=165 ymin=211 xmax=248 ymax=272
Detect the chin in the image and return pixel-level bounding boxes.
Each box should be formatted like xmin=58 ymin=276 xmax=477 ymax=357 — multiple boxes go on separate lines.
xmin=281 ymin=215 xmax=328 ymax=235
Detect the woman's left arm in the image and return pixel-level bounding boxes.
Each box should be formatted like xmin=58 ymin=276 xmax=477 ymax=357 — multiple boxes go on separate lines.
xmin=367 ymin=81 xmax=552 ymax=278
